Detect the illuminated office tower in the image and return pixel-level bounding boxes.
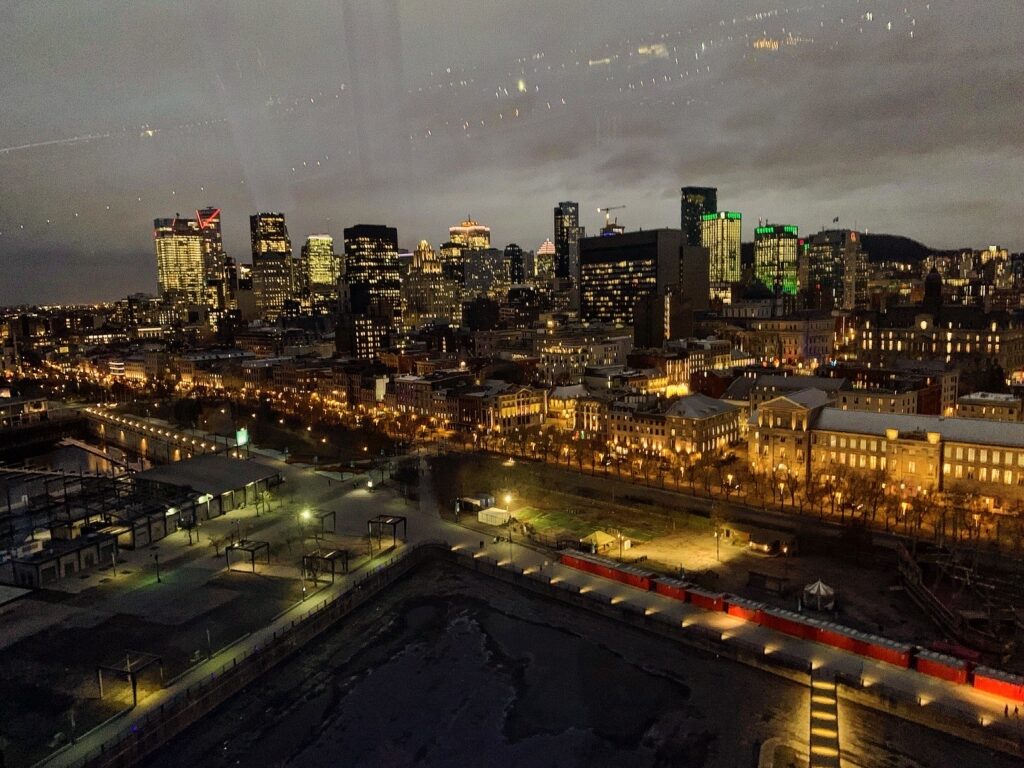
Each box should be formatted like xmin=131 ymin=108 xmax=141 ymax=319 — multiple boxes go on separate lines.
xmin=464 ymin=248 xmax=509 ymax=298
xmin=301 ymin=234 xmax=340 ymax=298
xmin=154 ymin=216 xmax=205 ymax=306
xmin=402 ymin=240 xmax=462 ymax=330
xmin=754 ymin=224 xmax=800 ymax=299
xmin=343 ymin=224 xmax=402 ymax=322
xmin=800 ymin=229 xmax=866 ymax=311
xmin=535 ymin=239 xmax=556 ymax=282
xmin=553 ymin=201 xmax=584 ymax=280
xmin=505 ymin=243 xmax=525 ymax=284
xmin=448 ymin=217 xmax=491 ymax=250
xmin=681 ymin=186 xmax=717 ymax=247
xmin=700 ymin=211 xmax=742 ymax=303
xmin=438 ymin=241 xmax=465 ymax=284
xmin=250 ymin=212 xmax=294 ymax=320
xmin=579 ymin=229 xmax=686 ymax=326
xmin=196 ymin=207 xmax=226 ymax=283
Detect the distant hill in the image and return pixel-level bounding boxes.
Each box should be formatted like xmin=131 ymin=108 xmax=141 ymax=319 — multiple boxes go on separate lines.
xmin=860 ymin=234 xmax=933 ymax=264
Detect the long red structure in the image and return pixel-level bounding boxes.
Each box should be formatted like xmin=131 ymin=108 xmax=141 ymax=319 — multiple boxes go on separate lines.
xmin=557 ymin=549 xmax=1024 ymax=701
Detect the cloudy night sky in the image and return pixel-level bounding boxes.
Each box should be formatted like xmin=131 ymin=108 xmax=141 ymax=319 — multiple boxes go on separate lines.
xmin=0 ymin=0 xmax=1021 ymax=305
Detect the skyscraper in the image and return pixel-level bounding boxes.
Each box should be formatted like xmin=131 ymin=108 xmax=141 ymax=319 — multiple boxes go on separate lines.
xmin=343 ymin=224 xmax=402 ymax=320
xmin=800 ymin=229 xmax=866 ymax=311
xmin=754 ymin=224 xmax=800 ymax=300
xmin=505 ymin=243 xmax=525 ymax=284
xmin=154 ymin=217 xmax=205 ymax=306
xmin=250 ymin=212 xmax=294 ymax=320
xmin=535 ymin=239 xmax=556 ymax=282
xmin=700 ymin=211 xmax=742 ymax=303
xmin=448 ymin=218 xmax=491 ymax=250
xmin=681 ymin=187 xmax=718 ymax=247
xmin=196 ymin=207 xmax=226 ymax=284
xmin=553 ymin=201 xmax=583 ymax=280
xmin=402 ymin=240 xmax=461 ymax=330
xmin=301 ymin=235 xmax=340 ymax=298
xmin=579 ymin=229 xmax=688 ymax=326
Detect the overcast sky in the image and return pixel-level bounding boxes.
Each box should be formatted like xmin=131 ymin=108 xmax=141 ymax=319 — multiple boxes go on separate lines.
xmin=0 ymin=0 xmax=1021 ymax=305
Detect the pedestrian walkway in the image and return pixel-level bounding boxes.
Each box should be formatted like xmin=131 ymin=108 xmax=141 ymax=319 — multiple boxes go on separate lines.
xmin=808 ymin=672 xmax=841 ymax=768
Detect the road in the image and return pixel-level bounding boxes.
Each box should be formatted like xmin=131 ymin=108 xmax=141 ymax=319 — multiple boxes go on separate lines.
xmin=37 ymin=448 xmax=1023 ymax=766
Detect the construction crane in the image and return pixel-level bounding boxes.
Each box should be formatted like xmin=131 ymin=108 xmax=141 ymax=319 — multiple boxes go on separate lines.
xmin=597 ymin=205 xmax=626 ymax=235
xmin=597 ymin=205 xmax=626 ymax=227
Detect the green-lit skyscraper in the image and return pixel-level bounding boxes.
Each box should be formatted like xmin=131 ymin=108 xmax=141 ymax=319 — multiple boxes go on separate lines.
xmin=754 ymin=224 xmax=799 ymax=300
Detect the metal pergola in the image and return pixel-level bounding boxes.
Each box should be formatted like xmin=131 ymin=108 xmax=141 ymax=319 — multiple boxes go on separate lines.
xmin=302 ymin=548 xmax=349 ymax=584
xmin=367 ymin=514 xmax=407 ymax=552
xmin=225 ymin=539 xmax=271 ymax=572
xmin=97 ymin=650 xmax=163 ymax=707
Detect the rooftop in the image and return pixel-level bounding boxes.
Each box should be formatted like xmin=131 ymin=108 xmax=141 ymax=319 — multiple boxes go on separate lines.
xmin=665 ymin=393 xmax=739 ymax=420
xmin=812 ymin=409 xmax=1024 ymax=448
xmin=958 ymin=392 xmax=1021 ymax=405
xmin=134 ymin=455 xmax=279 ymax=496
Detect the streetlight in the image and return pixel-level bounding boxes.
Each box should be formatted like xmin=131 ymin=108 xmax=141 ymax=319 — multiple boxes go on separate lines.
xmin=714 ymin=529 xmax=721 ymax=562
xmin=153 ymin=552 xmax=161 ymax=583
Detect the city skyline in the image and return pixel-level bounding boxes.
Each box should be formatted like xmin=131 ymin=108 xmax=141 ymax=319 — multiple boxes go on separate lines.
xmin=1 ymin=0 xmax=1021 ymax=304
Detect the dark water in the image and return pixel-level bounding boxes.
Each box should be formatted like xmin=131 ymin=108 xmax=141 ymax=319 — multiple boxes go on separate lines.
xmin=143 ymin=564 xmax=804 ymax=768
xmin=28 ymin=443 xmax=118 ymax=475
xmin=141 ymin=563 xmax=1024 ymax=768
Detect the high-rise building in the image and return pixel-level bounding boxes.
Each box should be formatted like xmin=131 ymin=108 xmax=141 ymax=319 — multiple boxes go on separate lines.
xmin=448 ymin=218 xmax=491 ymax=250
xmin=800 ymin=229 xmax=867 ymax=311
xmin=700 ymin=211 xmax=742 ymax=303
xmin=464 ymin=248 xmax=509 ymax=298
xmin=681 ymin=187 xmax=717 ymax=247
xmin=154 ymin=216 xmax=205 ymax=306
xmin=343 ymin=224 xmax=402 ymax=322
xmin=402 ymin=240 xmax=462 ymax=330
xmin=250 ymin=212 xmax=294 ymax=320
xmin=841 ymin=231 xmax=869 ymax=311
xmin=754 ymin=224 xmax=799 ymax=299
xmin=438 ymin=241 xmax=465 ymax=284
xmin=505 ymin=243 xmax=525 ymax=284
xmin=554 ymin=201 xmax=584 ymax=280
xmin=535 ymin=239 xmax=556 ymax=282
xmin=301 ymin=235 xmax=340 ymax=298
xmin=579 ymin=229 xmax=699 ymax=326
xmin=196 ymin=207 xmax=226 ymax=282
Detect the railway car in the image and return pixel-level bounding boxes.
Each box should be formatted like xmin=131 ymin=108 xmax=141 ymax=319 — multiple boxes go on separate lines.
xmin=914 ymin=650 xmax=970 ymax=685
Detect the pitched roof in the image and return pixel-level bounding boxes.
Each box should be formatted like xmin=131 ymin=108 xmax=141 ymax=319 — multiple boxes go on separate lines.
xmin=665 ymin=393 xmax=738 ymax=420
xmin=812 ymin=408 xmax=1024 ymax=448
xmin=755 ymin=375 xmax=847 ymax=392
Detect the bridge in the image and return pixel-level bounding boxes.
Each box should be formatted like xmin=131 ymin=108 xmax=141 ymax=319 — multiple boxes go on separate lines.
xmin=80 ymin=407 xmax=242 ymax=465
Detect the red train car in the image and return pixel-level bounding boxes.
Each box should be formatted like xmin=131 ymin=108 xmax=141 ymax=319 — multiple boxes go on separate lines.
xmin=654 ymin=577 xmax=689 ymax=602
xmin=914 ymin=651 xmax=970 ymax=685
xmin=858 ymin=634 xmax=913 ymax=668
xmin=558 ymin=552 xmax=654 ymax=591
xmin=687 ymin=587 xmax=725 ymax=612
xmin=760 ymin=608 xmax=818 ymax=641
xmin=972 ymin=666 xmax=1024 ymax=701
xmin=725 ymin=595 xmax=765 ymax=623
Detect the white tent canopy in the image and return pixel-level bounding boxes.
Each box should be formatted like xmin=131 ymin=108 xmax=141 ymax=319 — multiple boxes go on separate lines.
xmin=803 ymin=579 xmax=836 ymax=610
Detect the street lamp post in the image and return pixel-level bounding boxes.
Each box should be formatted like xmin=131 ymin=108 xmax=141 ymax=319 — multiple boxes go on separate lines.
xmin=153 ymin=552 xmax=161 ymax=583
xmin=714 ymin=530 xmax=720 ymax=562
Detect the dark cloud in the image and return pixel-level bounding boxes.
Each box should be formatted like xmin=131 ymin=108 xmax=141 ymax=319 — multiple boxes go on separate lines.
xmin=0 ymin=0 xmax=1022 ymax=304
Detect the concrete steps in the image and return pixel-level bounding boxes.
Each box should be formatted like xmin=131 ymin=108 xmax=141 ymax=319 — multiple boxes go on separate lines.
xmin=809 ymin=673 xmax=841 ymax=768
